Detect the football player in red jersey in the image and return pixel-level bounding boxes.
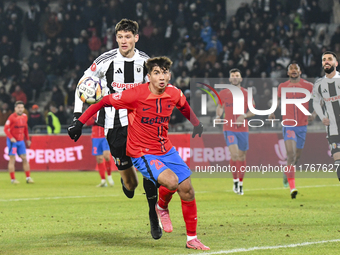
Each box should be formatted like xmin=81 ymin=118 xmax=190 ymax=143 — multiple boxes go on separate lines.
xmin=86 ymin=113 xmax=114 ymax=187
xmin=68 ymin=56 xmax=209 ymax=250
xmin=216 ymin=69 xmax=255 ymax=195
xmin=269 ymin=63 xmax=315 ymax=198
xmin=4 ymin=101 xmax=34 ymax=184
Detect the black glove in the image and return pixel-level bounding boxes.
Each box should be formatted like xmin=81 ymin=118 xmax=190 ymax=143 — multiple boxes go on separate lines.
xmin=192 ymin=122 xmax=203 ymax=138
xmin=68 ymin=120 xmax=84 ymax=142
xmin=72 ymin=112 xmax=82 ymax=124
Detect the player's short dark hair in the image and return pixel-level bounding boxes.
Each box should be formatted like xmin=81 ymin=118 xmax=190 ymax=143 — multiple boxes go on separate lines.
xmin=115 ymin=19 xmax=139 ymax=35
xmin=15 ymin=101 xmax=24 ymax=107
xmin=146 ymin=56 xmax=173 ymax=73
xmin=287 ymin=61 xmax=301 ymax=70
xmin=322 ymin=51 xmax=337 ymax=59
xmin=229 ymin=68 xmax=241 ymax=75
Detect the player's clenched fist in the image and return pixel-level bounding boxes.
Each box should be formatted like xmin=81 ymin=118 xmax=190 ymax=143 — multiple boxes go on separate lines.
xmin=68 ymin=120 xmax=83 ymax=142
xmin=192 ymin=122 xmax=203 ymax=138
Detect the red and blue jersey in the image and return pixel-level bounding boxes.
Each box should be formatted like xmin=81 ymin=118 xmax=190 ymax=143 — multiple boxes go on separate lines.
xmin=278 ymin=79 xmax=313 ymax=126
xmin=4 ymin=113 xmax=29 ymax=141
xmin=79 ymin=82 xmax=199 ymax=158
xmin=219 ymin=86 xmax=252 ymax=132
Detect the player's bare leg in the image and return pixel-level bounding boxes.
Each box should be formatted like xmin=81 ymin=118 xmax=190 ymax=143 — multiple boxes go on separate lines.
xmin=8 ymin=155 xmax=19 ymax=184
xmin=20 ymin=154 xmax=33 ymax=184
xmin=294 ymin=148 xmax=303 ymax=165
xmin=103 ymin=150 xmax=114 ymax=186
xmin=237 ymin=150 xmax=247 ymax=195
xmin=120 ymin=166 xmax=138 ymax=198
xmin=333 ymin=152 xmax=340 ymax=181
xmin=284 ymin=140 xmax=297 ymax=198
xmin=228 ymin=144 xmax=239 ymax=193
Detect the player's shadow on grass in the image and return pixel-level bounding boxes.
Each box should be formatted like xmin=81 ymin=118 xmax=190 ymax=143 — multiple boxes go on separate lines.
xmin=46 ymin=231 xmax=177 ymax=249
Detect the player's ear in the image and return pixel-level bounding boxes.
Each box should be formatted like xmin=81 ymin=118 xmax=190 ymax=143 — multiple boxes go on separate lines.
xmin=147 ymin=73 xmax=151 ymax=80
xmin=336 ymin=60 xmax=338 ymax=67
xmin=134 ymin=34 xmax=139 ymax=43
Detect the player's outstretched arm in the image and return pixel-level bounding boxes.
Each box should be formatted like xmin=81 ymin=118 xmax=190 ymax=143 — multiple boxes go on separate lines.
xmin=177 ymin=100 xmax=203 ymax=138
xmin=68 ymin=95 xmax=113 ymax=141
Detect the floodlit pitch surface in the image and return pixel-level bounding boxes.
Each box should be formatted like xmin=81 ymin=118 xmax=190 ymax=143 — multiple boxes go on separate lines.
xmin=1 ymin=171 xmax=340 ymax=255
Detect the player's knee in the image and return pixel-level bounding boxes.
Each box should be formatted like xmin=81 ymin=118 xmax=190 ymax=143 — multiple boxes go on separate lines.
xmin=96 ymin=156 xmax=104 ymax=164
xmin=20 ymin=156 xmax=27 ymax=163
xmin=166 ymin=175 xmax=179 ymax=191
xmin=124 ymin=179 xmax=138 ymax=191
xmin=286 ymin=151 xmax=295 ymax=160
xmin=183 ymin=186 xmax=195 ymax=200
xmin=178 ymin=179 xmax=195 ymax=200
xmin=238 ymin=155 xmax=246 ymax=161
xmin=231 ymin=154 xmax=238 ymax=161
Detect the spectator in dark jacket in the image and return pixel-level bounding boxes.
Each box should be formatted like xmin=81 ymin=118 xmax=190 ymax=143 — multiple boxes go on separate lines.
xmin=29 ymin=62 xmax=46 ymax=101
xmin=28 ymin=104 xmax=44 ymax=129
xmin=51 ymin=85 xmax=64 ymax=108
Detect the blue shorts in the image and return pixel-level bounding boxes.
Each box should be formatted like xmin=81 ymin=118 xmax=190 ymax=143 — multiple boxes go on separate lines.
xmin=131 ymin=147 xmax=191 ymax=186
xmin=7 ymin=138 xmax=26 ymax=156
xmin=223 ymin=131 xmax=249 ymax=151
xmin=282 ymin=125 xmax=307 ymax=149
xmin=92 ymin=137 xmax=110 ymax=156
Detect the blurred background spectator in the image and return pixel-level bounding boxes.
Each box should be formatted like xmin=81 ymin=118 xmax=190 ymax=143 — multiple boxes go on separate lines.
xmin=0 ymin=0 xmax=339 ymax=132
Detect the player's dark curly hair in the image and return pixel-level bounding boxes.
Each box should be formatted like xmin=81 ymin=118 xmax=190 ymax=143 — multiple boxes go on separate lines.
xmin=146 ymin=56 xmax=173 ymax=73
xmin=115 ymin=19 xmax=139 ymax=35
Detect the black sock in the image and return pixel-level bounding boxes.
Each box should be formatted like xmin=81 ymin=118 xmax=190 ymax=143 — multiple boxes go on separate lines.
xmin=143 ymin=178 xmax=158 ymax=217
xmin=335 ymin=160 xmax=340 ymax=182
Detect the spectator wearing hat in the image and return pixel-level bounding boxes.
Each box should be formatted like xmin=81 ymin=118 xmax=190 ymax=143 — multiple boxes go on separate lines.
xmin=28 ymin=104 xmax=44 ymax=130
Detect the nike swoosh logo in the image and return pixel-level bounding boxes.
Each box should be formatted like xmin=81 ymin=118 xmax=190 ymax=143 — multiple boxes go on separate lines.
xmin=143 ymin=107 xmax=151 ymax=111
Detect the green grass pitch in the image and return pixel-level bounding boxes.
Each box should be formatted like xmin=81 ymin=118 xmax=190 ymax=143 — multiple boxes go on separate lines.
xmin=1 ymin=171 xmax=340 ymax=255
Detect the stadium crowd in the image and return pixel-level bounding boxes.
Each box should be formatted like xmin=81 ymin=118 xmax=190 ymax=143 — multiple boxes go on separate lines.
xmin=0 ymin=0 xmax=339 ymax=130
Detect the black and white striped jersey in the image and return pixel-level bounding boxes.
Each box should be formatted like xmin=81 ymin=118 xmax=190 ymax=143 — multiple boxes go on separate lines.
xmin=313 ymin=71 xmax=340 ymax=136
xmin=74 ymin=48 xmax=149 ymax=134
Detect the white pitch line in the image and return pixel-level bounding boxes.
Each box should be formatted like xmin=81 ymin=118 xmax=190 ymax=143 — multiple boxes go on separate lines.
xmin=184 ymin=239 xmax=340 ymax=255
xmin=1 ymin=184 xmax=339 ymax=202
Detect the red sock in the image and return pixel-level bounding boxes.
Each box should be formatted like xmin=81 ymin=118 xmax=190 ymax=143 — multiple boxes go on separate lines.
xmin=230 ymin=159 xmax=238 ymax=179
xmin=285 ymin=165 xmax=296 ymax=190
xmin=158 ymin=185 xmax=176 ymax=209
xmin=105 ymin=160 xmax=111 ymax=176
xmin=181 ymin=199 xmax=197 ymax=236
xmin=10 ymin=172 xmax=15 ymax=180
xmin=238 ymin=160 xmax=246 ymax=182
xmin=98 ymin=162 xmax=106 ymax=180
xmin=25 ymin=171 xmax=30 ymax=178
